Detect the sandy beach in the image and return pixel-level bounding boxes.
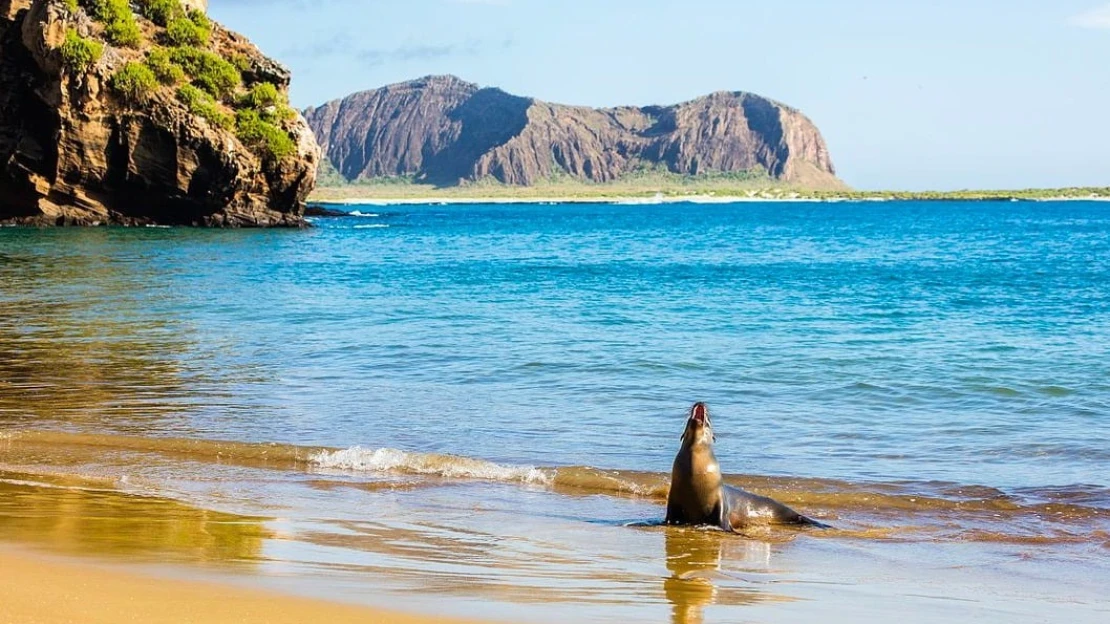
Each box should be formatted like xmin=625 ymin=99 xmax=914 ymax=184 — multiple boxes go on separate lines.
xmin=0 ymin=546 xmax=485 ymax=624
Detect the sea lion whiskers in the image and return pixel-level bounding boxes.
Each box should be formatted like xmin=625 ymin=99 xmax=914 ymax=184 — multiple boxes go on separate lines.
xmin=682 ymin=402 xmax=716 ymax=444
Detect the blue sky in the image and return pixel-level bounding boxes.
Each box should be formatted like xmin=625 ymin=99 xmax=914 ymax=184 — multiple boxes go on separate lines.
xmin=211 ymin=0 xmax=1110 ymax=191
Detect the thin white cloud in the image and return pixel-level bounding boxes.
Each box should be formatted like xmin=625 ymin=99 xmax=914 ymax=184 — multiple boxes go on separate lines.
xmin=448 ymin=0 xmax=512 ymax=6
xmin=1070 ymin=4 xmax=1110 ymax=29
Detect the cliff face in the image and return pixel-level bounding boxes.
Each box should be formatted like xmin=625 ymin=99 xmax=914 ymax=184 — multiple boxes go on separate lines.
xmin=0 ymin=0 xmax=319 ymax=227
xmin=305 ymin=75 xmax=842 ymax=189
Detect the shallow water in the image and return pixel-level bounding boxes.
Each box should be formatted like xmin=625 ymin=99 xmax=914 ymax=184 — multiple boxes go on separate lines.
xmin=1 ymin=201 xmax=1109 ymax=622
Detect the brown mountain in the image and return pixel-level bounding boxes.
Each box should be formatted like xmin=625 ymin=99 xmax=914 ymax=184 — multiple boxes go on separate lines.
xmin=304 ymin=75 xmax=842 ymax=189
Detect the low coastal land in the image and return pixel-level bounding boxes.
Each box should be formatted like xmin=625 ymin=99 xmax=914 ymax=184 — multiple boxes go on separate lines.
xmin=308 ymin=180 xmax=1110 ymax=205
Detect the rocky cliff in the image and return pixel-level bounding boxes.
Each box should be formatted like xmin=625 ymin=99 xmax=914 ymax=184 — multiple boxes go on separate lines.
xmin=0 ymin=0 xmax=318 ymax=226
xmin=305 ymin=75 xmax=841 ymax=189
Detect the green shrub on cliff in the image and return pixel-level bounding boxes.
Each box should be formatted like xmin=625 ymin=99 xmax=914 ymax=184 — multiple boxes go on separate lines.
xmin=235 ymin=109 xmax=296 ymax=163
xmin=187 ymin=9 xmax=211 ymax=33
xmin=239 ymin=82 xmax=297 ymax=123
xmin=169 ymin=46 xmax=241 ymax=99
xmin=59 ymin=28 xmax=103 ymax=71
xmin=104 ymin=18 xmax=142 ymax=47
xmin=145 ymin=47 xmax=186 ymax=84
xmin=64 ymin=0 xmax=79 ymax=14
xmin=260 ymin=105 xmax=297 ymax=125
xmin=241 ymin=82 xmax=280 ymax=108
xmin=84 ymin=0 xmax=142 ymax=48
xmin=230 ymin=53 xmax=251 ymax=72
xmin=110 ymin=62 xmax=158 ymax=103
xmin=175 ymin=83 xmax=203 ymax=106
xmin=136 ymin=0 xmax=184 ymax=26
xmin=177 ymin=84 xmax=234 ymax=129
xmin=165 ymin=13 xmax=210 ymax=47
xmin=84 ymin=0 xmax=124 ymax=21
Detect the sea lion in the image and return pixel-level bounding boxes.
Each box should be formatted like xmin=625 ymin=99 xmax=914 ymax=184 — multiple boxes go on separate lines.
xmin=665 ymin=402 xmax=829 ymax=532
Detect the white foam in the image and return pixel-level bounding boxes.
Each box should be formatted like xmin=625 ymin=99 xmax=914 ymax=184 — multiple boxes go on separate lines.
xmin=309 ymin=447 xmax=551 ymax=485
xmin=348 ymin=211 xmax=381 ymax=217
xmin=353 ymin=224 xmax=389 ymax=229
xmin=615 ymin=193 xmax=666 ymax=206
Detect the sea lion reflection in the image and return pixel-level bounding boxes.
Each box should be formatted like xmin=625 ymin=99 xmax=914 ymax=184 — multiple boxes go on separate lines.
xmin=664 ymin=528 xmax=777 ymax=624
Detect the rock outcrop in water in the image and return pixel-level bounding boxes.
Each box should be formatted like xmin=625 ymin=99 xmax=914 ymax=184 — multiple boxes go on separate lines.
xmin=0 ymin=0 xmax=318 ymax=226
xmin=305 ymin=75 xmax=842 ymax=189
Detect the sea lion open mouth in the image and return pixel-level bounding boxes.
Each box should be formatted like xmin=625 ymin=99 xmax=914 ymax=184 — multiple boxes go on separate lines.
xmin=690 ymin=402 xmax=709 ymax=426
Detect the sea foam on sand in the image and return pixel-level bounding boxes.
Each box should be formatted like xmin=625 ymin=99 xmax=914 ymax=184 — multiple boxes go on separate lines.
xmin=310 ymin=446 xmax=551 ymax=485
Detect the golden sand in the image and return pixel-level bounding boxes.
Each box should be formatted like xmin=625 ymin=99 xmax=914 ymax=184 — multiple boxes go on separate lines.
xmin=0 ymin=546 xmax=486 ymax=624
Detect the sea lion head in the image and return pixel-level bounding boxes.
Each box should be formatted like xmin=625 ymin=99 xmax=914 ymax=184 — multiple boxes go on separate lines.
xmin=681 ymin=402 xmax=717 ymax=445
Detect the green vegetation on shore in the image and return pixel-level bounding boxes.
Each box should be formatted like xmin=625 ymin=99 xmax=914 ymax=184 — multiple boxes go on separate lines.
xmin=310 ymin=164 xmax=782 ymax=201
xmin=802 ymin=187 xmax=1110 ymax=201
xmin=309 ymin=171 xmax=1110 ymax=203
xmin=312 ymin=157 xmax=1108 ymax=202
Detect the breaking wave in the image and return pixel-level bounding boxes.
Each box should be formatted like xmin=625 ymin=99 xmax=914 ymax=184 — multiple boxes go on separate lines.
xmin=4 ymin=429 xmax=1109 ymax=544
xmin=310 ymin=446 xmax=550 ymax=484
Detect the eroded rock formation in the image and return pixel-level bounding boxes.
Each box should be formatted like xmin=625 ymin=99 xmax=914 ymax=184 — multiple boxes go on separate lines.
xmin=0 ymin=0 xmax=318 ymax=227
xmin=305 ymin=75 xmax=842 ymax=189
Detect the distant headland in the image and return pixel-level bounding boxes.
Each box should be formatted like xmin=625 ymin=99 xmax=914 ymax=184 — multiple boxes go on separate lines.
xmin=304 ymin=75 xmax=845 ymax=197
xmin=304 ymin=76 xmax=1109 ymax=205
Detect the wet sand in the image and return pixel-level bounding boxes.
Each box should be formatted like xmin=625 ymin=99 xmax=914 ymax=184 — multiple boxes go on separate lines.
xmin=1 ymin=464 xmax=1107 ymax=624
xmin=0 ymin=546 xmax=486 ymax=624
xmin=1 ymin=432 xmax=1109 ymax=623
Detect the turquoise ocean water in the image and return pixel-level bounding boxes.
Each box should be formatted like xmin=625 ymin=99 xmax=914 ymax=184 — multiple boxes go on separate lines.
xmin=4 ymin=200 xmax=1108 ymax=487
xmin=2 ymin=200 xmax=1109 ymax=623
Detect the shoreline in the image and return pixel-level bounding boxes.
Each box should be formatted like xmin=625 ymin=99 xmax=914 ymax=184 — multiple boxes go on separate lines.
xmin=311 ymin=194 xmax=826 ymax=206
xmin=0 ymin=544 xmax=489 ymax=624
xmin=307 ymin=194 xmax=1110 ymax=207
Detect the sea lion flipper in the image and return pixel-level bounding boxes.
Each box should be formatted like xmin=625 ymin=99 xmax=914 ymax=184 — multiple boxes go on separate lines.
xmin=796 ymin=515 xmax=832 ymax=530
xmin=665 ymin=501 xmax=685 ymax=525
xmin=714 ymin=499 xmax=737 ymax=533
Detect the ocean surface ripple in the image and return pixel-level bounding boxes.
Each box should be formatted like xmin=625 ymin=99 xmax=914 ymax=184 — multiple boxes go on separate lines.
xmin=1 ymin=201 xmax=1108 ymax=493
